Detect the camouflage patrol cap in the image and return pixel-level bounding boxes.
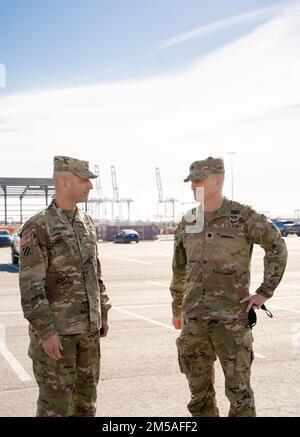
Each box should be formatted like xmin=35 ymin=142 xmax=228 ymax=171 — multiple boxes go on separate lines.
xmin=184 ymin=156 xmax=225 ymax=182
xmin=53 ymin=156 xmax=97 ymax=179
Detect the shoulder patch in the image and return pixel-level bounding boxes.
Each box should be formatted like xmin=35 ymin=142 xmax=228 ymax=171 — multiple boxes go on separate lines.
xmin=22 ymin=245 xmax=32 ymax=257
xmin=20 ymin=233 xmax=32 ymax=246
xmin=19 ymin=230 xmax=41 ymax=265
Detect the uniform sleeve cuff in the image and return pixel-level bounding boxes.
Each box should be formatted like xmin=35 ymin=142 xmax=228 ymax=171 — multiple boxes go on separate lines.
xmin=255 ymin=287 xmax=273 ymax=299
xmin=172 ymin=306 xmax=182 ymax=318
xmin=38 ymin=325 xmax=56 ymax=341
xmin=101 ymin=311 xmax=108 ymax=322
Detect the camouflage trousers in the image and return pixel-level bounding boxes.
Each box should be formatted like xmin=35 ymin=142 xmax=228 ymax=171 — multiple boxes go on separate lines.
xmin=176 ymin=318 xmax=255 ymax=417
xmin=29 ymin=328 xmax=100 ymax=417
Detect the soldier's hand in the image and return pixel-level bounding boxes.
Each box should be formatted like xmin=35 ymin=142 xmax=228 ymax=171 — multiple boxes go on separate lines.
xmin=240 ymin=294 xmax=268 ymax=313
xmin=172 ymin=317 xmax=182 ymax=330
xmin=42 ymin=334 xmax=63 ymax=360
xmin=100 ymin=321 xmax=109 ymax=338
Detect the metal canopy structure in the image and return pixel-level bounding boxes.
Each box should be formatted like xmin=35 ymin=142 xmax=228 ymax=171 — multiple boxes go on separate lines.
xmin=0 ymin=178 xmax=54 ymax=224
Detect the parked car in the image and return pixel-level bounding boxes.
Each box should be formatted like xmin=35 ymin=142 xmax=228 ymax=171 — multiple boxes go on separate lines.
xmin=0 ymin=229 xmax=11 ymax=247
xmin=272 ymin=220 xmax=294 ymax=235
xmin=10 ymin=231 xmax=20 ymax=263
xmin=99 ymin=224 xmax=159 ymax=241
xmin=113 ymin=229 xmax=140 ymax=244
xmin=282 ymin=224 xmax=300 ymax=237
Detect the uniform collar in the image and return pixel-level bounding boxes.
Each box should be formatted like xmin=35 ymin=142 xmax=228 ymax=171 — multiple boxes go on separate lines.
xmin=49 ymin=198 xmax=79 ymax=225
xmin=203 ymin=197 xmax=232 ymax=218
xmin=74 ymin=207 xmax=85 ymax=223
xmin=216 ymin=197 xmax=232 ymax=217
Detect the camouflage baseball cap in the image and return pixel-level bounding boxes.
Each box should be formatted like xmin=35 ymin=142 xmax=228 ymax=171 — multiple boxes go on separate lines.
xmin=53 ymin=156 xmax=97 ymax=179
xmin=184 ymin=156 xmax=225 ymax=182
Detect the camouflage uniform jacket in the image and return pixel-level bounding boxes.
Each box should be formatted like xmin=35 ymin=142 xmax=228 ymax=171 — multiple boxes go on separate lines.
xmin=170 ymin=198 xmax=288 ymax=322
xmin=19 ymin=198 xmax=111 ymax=340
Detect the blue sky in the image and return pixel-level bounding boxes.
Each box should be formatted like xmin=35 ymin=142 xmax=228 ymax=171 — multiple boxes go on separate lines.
xmin=0 ymin=0 xmax=300 ymax=221
xmin=0 ymin=0 xmax=292 ymax=92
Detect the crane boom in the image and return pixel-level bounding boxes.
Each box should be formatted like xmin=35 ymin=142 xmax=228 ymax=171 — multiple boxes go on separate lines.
xmin=111 ymin=165 xmax=119 ymax=201
xmin=94 ymin=165 xmax=102 ymax=198
xmin=155 ymin=167 xmax=163 ymax=202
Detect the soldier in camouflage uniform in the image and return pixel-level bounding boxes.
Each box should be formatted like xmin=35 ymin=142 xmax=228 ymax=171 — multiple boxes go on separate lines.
xmin=19 ymin=156 xmax=111 ymax=417
xmin=170 ymin=157 xmax=287 ymax=417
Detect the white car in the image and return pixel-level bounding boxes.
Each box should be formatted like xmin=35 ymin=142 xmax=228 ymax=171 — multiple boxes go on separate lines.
xmin=11 ymin=231 xmax=20 ymax=264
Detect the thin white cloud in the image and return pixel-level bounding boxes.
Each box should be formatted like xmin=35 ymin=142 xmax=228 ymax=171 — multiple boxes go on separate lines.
xmin=0 ymin=3 xmax=300 ymax=219
xmin=159 ymin=1 xmax=295 ymax=49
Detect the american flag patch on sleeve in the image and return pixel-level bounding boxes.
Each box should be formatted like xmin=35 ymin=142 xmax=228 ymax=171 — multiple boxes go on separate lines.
xmin=20 ymin=233 xmax=32 ymax=246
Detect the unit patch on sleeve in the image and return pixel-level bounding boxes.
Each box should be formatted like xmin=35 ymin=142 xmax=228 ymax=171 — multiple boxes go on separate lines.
xmin=229 ymin=210 xmax=244 ymax=229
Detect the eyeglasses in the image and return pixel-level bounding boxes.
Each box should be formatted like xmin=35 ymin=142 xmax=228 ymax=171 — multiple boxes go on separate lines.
xmin=248 ymin=304 xmax=273 ymax=329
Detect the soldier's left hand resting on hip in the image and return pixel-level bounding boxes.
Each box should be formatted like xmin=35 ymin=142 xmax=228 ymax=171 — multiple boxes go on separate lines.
xmin=240 ymin=294 xmax=268 ymax=313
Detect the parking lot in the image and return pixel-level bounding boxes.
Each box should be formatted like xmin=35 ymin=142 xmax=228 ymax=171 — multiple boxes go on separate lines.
xmin=0 ymin=236 xmax=300 ymax=417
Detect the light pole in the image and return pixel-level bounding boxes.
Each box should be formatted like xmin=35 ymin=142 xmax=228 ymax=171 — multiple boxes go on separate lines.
xmin=227 ymin=152 xmax=236 ymax=200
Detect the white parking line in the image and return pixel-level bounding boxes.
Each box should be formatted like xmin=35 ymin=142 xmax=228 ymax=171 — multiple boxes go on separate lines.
xmin=112 ymin=307 xmax=266 ymax=358
xmin=277 ymin=284 xmax=300 ymax=289
xmin=251 ymin=280 xmax=300 ymax=288
xmin=0 ymin=323 xmax=31 ymax=382
xmin=0 ymin=288 xmax=20 ymax=292
xmin=279 ymin=272 xmax=300 ymax=279
xmin=103 ymin=256 xmax=151 ymax=265
xmin=108 ymin=282 xmax=154 ymax=288
xmin=268 ymin=305 xmax=300 ymax=314
xmin=238 ymin=278 xmax=300 ymax=291
xmin=0 ymin=343 xmax=32 ymax=381
xmin=272 ymin=295 xmax=300 ymax=300
xmin=113 ymin=306 xmax=175 ymax=331
xmin=0 ymin=311 xmax=22 ymax=315
xmin=0 ymin=386 xmax=37 ymax=395
xmin=118 ymin=304 xmax=169 ymax=309
xmin=148 ymin=281 xmax=300 ymax=309
xmin=147 ymin=281 xmax=169 ymax=287
xmin=148 ymin=280 xmax=300 ymax=295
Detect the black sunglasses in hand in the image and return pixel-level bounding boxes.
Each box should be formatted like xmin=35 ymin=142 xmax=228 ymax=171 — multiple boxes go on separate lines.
xmin=248 ymin=304 xmax=273 ymax=329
